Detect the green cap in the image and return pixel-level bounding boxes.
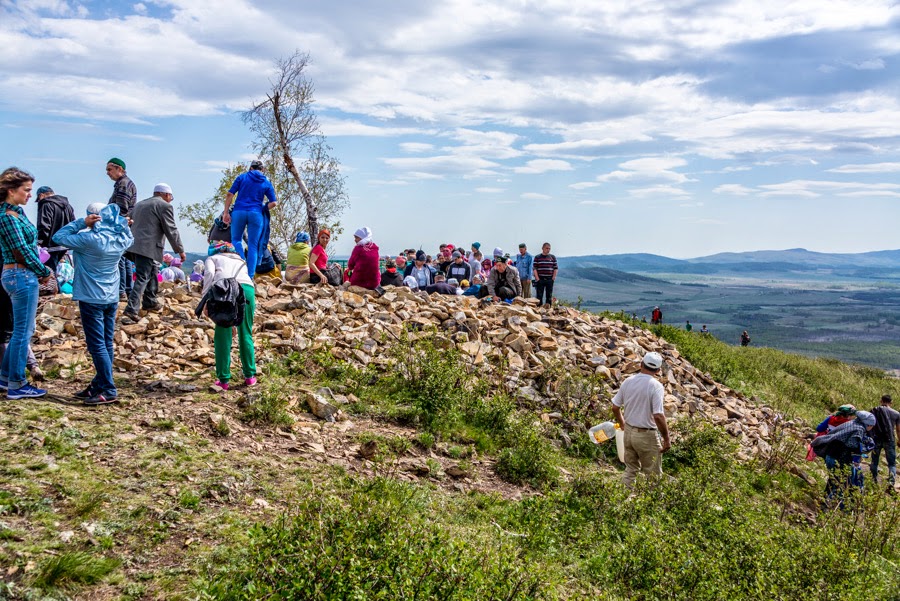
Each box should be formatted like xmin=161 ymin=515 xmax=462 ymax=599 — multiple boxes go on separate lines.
xmin=107 ymin=157 xmax=126 ymax=170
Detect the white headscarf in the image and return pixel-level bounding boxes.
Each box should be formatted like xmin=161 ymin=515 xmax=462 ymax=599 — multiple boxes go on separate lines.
xmin=403 ymin=275 xmax=419 ymax=289
xmin=354 ymin=227 xmax=373 ymax=246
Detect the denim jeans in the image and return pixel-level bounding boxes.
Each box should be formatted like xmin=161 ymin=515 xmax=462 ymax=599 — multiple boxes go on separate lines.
xmin=79 ymin=301 xmax=118 ymax=396
xmin=0 ymin=268 xmax=39 ymax=389
xmin=870 ymin=438 xmax=897 ymax=485
xmin=230 ymin=209 xmax=264 ymax=278
xmin=126 ymin=255 xmax=159 ymax=315
xmin=118 ymin=256 xmax=134 ymax=294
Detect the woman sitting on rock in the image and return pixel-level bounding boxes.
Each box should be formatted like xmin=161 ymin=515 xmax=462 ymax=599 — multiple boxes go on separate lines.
xmin=285 ymin=231 xmax=311 ymax=285
xmin=346 ymin=226 xmax=380 ymax=290
xmin=308 ymin=229 xmax=331 ymax=285
xmin=202 ymin=241 xmax=256 ymax=391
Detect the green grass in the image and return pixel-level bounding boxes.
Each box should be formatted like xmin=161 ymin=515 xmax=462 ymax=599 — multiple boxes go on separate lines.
xmin=31 ymin=551 xmax=120 ymax=592
xmin=645 ymin=323 xmax=900 ymax=423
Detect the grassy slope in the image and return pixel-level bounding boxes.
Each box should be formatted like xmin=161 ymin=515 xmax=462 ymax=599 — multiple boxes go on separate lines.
xmin=2 ymin=327 xmax=900 ymax=600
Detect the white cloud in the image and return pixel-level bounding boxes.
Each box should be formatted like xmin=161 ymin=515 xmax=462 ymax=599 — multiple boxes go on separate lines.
xmin=513 ymin=159 xmax=573 ymax=174
xmin=475 ymin=187 xmax=505 ymax=193
xmin=521 ymin=192 xmax=552 ymax=200
xmin=713 ymin=184 xmax=754 ymax=195
xmin=827 ymin=162 xmax=900 ymax=173
xmin=398 ymin=142 xmax=435 ymax=153
xmin=579 ymin=200 xmax=615 ymax=206
xmin=757 ymin=180 xmax=900 ymax=198
xmin=597 ymin=156 xmax=692 ymax=184
xmin=569 ymin=182 xmax=601 ymax=190
xmin=629 ymin=186 xmax=690 ymax=198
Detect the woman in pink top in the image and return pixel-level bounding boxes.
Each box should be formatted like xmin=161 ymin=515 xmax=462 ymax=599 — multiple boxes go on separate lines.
xmin=309 ymin=229 xmax=330 ymax=285
xmin=347 ymin=226 xmax=380 ymax=290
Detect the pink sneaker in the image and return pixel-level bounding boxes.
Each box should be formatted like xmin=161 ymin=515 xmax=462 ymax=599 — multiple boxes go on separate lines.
xmin=244 ymin=377 xmax=257 ymax=387
xmin=214 ymin=381 xmax=229 ymax=391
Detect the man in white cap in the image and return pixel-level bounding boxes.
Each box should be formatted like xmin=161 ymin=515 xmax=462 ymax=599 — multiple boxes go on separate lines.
xmin=123 ymin=183 xmax=185 ymax=322
xmin=611 ymin=351 xmax=671 ymax=488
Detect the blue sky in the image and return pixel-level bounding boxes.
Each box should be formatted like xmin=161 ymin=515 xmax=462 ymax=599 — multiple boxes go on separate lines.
xmin=1 ymin=0 xmax=899 ymax=258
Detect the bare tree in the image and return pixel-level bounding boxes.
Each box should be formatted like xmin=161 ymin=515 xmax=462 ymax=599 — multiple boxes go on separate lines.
xmin=243 ymin=51 xmax=322 ymax=240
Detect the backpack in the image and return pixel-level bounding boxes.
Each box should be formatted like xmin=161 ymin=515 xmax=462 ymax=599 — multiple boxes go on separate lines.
xmin=196 ymin=277 xmax=246 ymax=328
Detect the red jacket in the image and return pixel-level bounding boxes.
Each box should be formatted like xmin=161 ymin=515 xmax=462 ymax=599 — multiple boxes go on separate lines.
xmin=348 ymin=241 xmax=380 ymax=289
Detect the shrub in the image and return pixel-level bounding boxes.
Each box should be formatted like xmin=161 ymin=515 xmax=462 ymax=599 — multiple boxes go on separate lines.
xmin=199 ymin=479 xmax=551 ymax=600
xmin=31 ymin=551 xmax=119 ymax=592
xmin=496 ymin=414 xmax=560 ymax=489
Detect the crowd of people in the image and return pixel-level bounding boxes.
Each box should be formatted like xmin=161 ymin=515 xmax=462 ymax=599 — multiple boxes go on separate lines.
xmin=0 ymin=160 xmax=562 ymax=404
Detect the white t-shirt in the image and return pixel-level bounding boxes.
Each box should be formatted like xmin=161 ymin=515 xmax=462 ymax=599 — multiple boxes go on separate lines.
xmin=612 ymin=373 xmax=665 ymax=429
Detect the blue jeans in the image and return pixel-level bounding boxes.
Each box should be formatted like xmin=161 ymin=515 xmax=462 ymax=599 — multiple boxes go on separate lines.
xmin=230 ymin=209 xmax=264 ymax=278
xmin=79 ymin=301 xmax=118 ymax=396
xmin=119 ymin=256 xmax=134 ymax=294
xmin=870 ymin=438 xmax=897 ymax=485
xmin=0 ymin=268 xmax=39 ymax=389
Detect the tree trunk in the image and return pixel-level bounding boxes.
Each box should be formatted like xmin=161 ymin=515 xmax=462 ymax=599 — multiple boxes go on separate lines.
xmin=271 ymin=91 xmax=319 ymax=241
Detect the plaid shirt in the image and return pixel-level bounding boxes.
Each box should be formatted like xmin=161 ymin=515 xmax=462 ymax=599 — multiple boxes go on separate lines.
xmin=0 ymin=202 xmax=51 ymax=277
xmin=109 ymin=175 xmax=137 ymax=216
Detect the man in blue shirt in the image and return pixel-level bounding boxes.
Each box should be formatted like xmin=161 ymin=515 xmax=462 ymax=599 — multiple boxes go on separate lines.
xmin=514 ymin=243 xmax=534 ymax=299
xmin=53 ymin=203 xmax=134 ymax=405
xmin=222 ymin=160 xmax=277 ymax=278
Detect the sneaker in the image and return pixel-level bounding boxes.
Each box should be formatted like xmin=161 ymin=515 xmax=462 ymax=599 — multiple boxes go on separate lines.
xmin=7 ymin=384 xmax=48 ymax=400
xmin=144 ymin=302 xmax=163 ymax=313
xmin=0 ymin=380 xmax=7 ymax=392
xmin=83 ymin=393 xmax=118 ymax=406
xmin=214 ymin=381 xmax=229 ymax=391
xmin=73 ymin=386 xmax=94 ymax=399
xmin=244 ymin=377 xmax=257 ymax=387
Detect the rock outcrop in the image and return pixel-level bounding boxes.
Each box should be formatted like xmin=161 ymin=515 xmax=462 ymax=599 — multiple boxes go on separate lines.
xmin=33 ymin=281 xmax=800 ymax=459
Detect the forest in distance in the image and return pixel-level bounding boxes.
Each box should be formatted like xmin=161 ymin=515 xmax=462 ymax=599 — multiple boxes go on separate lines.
xmin=553 ymin=249 xmax=900 ymax=371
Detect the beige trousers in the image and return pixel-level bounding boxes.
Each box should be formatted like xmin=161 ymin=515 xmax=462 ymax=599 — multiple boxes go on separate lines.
xmin=623 ymin=424 xmax=662 ymax=488
xmin=521 ymin=279 xmax=532 ymax=299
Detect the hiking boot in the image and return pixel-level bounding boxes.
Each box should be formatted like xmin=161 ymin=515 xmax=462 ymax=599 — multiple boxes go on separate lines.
xmin=121 ymin=311 xmax=140 ymax=324
xmin=30 ymin=366 xmax=45 ymax=382
xmin=144 ymin=302 xmax=163 ymax=313
xmin=73 ymin=385 xmax=94 ymax=400
xmin=83 ymin=393 xmax=118 ymax=406
xmin=244 ymin=377 xmax=257 ymax=387
xmin=7 ymin=384 xmax=47 ymax=400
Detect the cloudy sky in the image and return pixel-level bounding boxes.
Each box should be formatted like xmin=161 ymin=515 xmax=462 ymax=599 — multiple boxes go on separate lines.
xmin=2 ymin=0 xmax=899 ymax=258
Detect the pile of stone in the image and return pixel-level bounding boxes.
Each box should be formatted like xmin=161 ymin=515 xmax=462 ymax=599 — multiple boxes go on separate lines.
xmin=33 ymin=281 xmax=802 ymax=460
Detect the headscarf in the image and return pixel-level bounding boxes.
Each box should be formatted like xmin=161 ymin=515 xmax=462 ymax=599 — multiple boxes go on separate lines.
xmin=208 ymin=240 xmax=236 ymax=256
xmin=170 ymin=257 xmax=183 ymax=268
xmin=403 ymin=276 xmax=419 ymax=289
xmin=295 ymin=231 xmax=311 ymax=243
xmin=354 ymin=227 xmax=373 ymax=246
xmin=192 ymin=260 xmax=205 ymax=274
xmin=162 ymin=253 xmax=174 ymax=266
xmin=86 ymin=202 xmax=106 ymax=215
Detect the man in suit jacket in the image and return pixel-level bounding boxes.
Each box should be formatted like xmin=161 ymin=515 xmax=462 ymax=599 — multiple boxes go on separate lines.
xmin=123 ymin=183 xmax=185 ymax=322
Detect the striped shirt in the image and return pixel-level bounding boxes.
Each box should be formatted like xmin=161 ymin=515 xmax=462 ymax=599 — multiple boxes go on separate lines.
xmin=0 ymin=202 xmax=52 ymax=277
xmin=109 ymin=175 xmax=137 ymax=216
xmin=533 ymin=253 xmax=558 ymax=279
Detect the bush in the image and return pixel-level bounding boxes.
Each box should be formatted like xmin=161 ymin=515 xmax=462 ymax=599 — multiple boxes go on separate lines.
xmin=239 ymin=378 xmax=293 ymax=427
xmin=199 ymin=479 xmax=551 ymax=600
xmin=496 ymin=414 xmax=560 ymax=489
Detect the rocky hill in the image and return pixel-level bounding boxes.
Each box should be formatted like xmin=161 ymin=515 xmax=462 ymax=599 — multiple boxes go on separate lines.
xmin=34 ymin=281 xmax=799 ymax=461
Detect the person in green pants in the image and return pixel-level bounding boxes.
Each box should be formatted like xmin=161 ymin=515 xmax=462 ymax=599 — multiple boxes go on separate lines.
xmin=202 ymin=241 xmax=257 ymax=390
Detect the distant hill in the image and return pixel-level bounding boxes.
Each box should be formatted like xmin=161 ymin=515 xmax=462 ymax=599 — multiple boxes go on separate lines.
xmin=570 ymin=266 xmax=664 ymax=284
xmin=557 ymin=248 xmax=900 ymax=281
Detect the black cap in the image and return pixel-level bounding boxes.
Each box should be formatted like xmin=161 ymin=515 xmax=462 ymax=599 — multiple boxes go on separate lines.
xmin=416 ymin=250 xmax=426 ymax=261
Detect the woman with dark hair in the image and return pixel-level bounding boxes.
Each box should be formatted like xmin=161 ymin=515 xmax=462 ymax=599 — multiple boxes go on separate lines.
xmin=309 ymin=229 xmax=331 ymax=285
xmin=0 ymin=167 xmax=52 ymax=399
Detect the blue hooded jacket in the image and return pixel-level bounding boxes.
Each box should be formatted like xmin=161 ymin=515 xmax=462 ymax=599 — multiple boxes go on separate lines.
xmin=52 ymin=205 xmax=134 ymax=304
xmin=229 ymin=169 xmax=277 ymax=212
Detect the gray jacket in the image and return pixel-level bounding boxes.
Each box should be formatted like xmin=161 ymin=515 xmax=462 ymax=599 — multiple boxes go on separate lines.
xmin=128 ymin=195 xmax=184 ymax=261
xmin=486 ymin=265 xmax=522 ymax=297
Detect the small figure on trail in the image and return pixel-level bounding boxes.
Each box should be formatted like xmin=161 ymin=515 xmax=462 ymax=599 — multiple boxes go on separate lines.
xmin=651 ymin=306 xmax=662 ymax=325
xmin=869 ymin=394 xmax=900 ymax=488
xmin=532 ymin=242 xmax=557 ymax=307
xmin=740 ymin=330 xmax=751 ymax=346
xmin=611 ymin=352 xmax=671 ymax=488
xmin=700 ymin=325 xmax=709 ymax=335
xmin=685 ymin=320 xmax=692 ymax=332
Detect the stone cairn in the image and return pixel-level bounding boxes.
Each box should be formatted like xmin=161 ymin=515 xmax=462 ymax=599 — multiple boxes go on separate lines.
xmin=34 ymin=281 xmax=804 ymax=460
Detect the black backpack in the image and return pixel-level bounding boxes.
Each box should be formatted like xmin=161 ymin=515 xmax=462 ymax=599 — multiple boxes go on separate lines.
xmin=196 ymin=277 xmax=246 ymax=328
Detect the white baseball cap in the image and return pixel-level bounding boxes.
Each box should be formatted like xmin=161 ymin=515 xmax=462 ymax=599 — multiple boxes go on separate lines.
xmin=153 ymin=183 xmax=173 ymax=195
xmin=642 ymin=352 xmax=663 ymax=370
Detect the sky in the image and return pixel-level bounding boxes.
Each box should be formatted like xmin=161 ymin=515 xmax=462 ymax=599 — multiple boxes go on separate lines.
xmin=1 ymin=0 xmax=899 ymax=259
